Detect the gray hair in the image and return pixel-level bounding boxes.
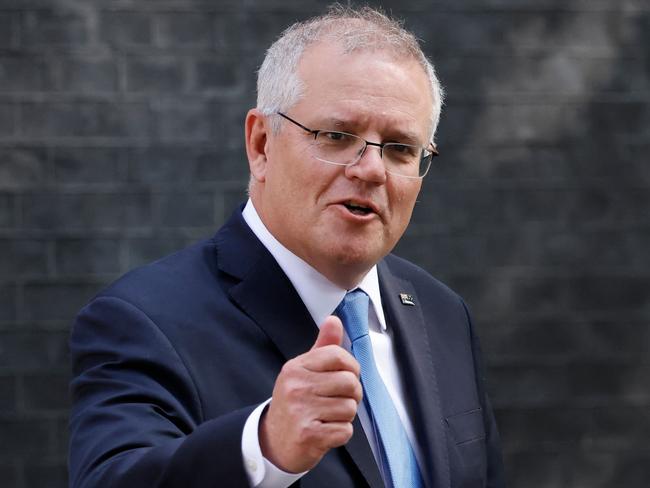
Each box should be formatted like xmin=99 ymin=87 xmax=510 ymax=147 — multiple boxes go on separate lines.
xmin=256 ymin=4 xmax=444 ymax=142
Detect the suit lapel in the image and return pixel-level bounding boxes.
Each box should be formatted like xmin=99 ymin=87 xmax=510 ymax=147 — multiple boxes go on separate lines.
xmin=214 ymin=209 xmax=384 ymax=487
xmin=378 ymin=260 xmax=450 ymax=488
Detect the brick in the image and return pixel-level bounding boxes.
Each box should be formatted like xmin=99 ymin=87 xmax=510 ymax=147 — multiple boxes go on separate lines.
xmin=417 ymin=11 xmax=629 ymax=54
xmin=568 ymin=451 xmax=650 ymax=488
xmin=52 ymin=147 xmax=123 ymax=184
xmin=157 ymin=192 xmax=215 ymax=227
xmin=194 ymin=59 xmax=240 ymax=91
xmin=100 ymin=11 xmax=152 ymax=47
xmin=21 ymin=9 xmax=89 ymax=46
xmin=153 ymin=101 xmax=212 ymax=142
xmin=0 ymin=147 xmax=48 ymax=187
xmin=57 ymin=58 xmax=118 ymax=93
xmin=22 ymin=283 xmax=101 ymax=321
xmin=127 ymin=146 xmax=194 ymax=183
xmin=491 ymin=363 xmax=650 ymax=408
xmin=0 ymin=239 xmax=48 ymax=278
xmin=0 ymin=193 xmax=16 ymax=227
xmin=0 ymin=285 xmax=16 ymax=321
xmin=484 ymin=320 xmax=650 ymax=362
xmin=0 ymin=376 xmax=16 ymax=413
xmin=569 ymin=364 xmax=650 ymax=402
xmin=0 ymin=103 xmax=15 ymax=137
xmin=0 ymin=463 xmax=17 ymax=488
xmin=125 ymin=57 xmax=185 ymax=93
xmin=194 ymin=147 xmax=250 ymax=183
xmin=0 ymin=57 xmax=47 ymax=92
xmin=22 ymin=373 xmax=70 ymax=411
xmin=20 ymin=102 xmax=150 ymax=139
xmin=437 ymin=273 xmax=513 ymax=317
xmin=0 ymin=13 xmax=14 ymax=49
xmin=0 ymin=330 xmax=69 ymax=371
xmin=585 ymin=102 xmax=650 ymax=138
xmin=0 ymin=416 xmax=52 ymax=456
xmin=22 ymin=192 xmax=153 ymax=231
xmin=212 ymin=102 xmax=248 ymax=151
xmin=566 ymin=275 xmax=650 ymax=311
xmin=55 ymin=238 xmax=121 ymax=276
xmin=219 ymin=12 xmax=297 ymax=52
xmin=482 ymin=319 xmax=582 ymax=360
xmin=489 ymin=365 xmax=570 ymax=407
xmin=503 ymin=450 xmax=563 ymax=488
xmin=585 ymin=321 xmax=650 ymax=358
xmin=496 ymin=407 xmax=594 ymax=446
xmin=53 ymin=414 xmax=69 ymax=454
xmin=590 ymin=406 xmax=650 ymax=447
xmin=157 ymin=12 xmax=214 ymax=47
xmin=126 ymin=236 xmax=189 ymax=268
xmin=24 ymin=462 xmax=68 ymax=488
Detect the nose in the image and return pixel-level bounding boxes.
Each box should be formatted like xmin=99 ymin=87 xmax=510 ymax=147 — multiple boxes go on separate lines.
xmin=345 ymin=143 xmax=387 ymax=184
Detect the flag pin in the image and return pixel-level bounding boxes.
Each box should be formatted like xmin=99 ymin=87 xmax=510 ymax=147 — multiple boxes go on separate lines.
xmin=399 ymin=293 xmax=415 ymax=306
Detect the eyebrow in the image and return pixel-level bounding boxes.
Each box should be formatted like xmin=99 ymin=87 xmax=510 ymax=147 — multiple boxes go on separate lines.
xmin=316 ymin=117 xmax=425 ymax=145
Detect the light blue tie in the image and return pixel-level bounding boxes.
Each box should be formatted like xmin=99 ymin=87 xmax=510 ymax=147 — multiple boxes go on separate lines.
xmin=336 ymin=289 xmax=423 ymax=488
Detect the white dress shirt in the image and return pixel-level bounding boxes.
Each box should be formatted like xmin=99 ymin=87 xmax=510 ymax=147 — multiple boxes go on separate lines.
xmin=240 ymin=199 xmax=422 ymax=487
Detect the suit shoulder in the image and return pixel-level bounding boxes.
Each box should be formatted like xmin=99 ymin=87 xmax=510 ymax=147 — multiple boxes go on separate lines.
xmin=95 ymin=237 xmax=221 ymax=308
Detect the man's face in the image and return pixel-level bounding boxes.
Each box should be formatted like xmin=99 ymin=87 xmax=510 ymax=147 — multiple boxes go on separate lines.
xmin=252 ymin=42 xmax=433 ymax=287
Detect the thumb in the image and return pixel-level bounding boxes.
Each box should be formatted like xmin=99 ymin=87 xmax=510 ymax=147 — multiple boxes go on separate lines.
xmin=312 ymin=316 xmax=344 ymax=349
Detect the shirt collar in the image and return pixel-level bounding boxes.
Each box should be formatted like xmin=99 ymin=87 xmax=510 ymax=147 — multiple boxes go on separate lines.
xmin=242 ymin=199 xmax=386 ymax=331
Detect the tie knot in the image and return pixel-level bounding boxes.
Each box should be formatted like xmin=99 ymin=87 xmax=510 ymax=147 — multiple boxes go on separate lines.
xmin=336 ymin=289 xmax=370 ymax=342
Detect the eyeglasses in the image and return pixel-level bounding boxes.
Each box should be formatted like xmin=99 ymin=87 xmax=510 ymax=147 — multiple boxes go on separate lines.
xmin=277 ymin=112 xmax=438 ymax=179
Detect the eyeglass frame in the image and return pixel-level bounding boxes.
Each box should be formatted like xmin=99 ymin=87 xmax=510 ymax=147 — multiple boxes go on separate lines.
xmin=276 ymin=112 xmax=438 ymax=179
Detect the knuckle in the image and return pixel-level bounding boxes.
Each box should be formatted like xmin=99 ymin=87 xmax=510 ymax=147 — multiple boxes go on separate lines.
xmin=331 ymin=423 xmax=354 ymax=446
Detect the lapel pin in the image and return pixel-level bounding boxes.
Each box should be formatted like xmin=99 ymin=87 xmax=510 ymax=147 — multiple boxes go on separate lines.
xmin=399 ymin=293 xmax=415 ymax=306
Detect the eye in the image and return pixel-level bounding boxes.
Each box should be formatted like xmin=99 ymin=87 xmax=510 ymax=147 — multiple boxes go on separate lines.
xmin=322 ymin=131 xmax=347 ymax=142
xmin=386 ymin=144 xmax=419 ymax=158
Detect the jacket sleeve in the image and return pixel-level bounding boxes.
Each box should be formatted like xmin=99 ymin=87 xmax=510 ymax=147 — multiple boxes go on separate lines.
xmin=462 ymin=299 xmax=507 ymax=488
xmin=69 ymin=295 xmax=254 ymax=488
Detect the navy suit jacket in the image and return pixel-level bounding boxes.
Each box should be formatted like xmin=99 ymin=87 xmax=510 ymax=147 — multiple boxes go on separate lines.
xmin=69 ymin=207 xmax=505 ymax=488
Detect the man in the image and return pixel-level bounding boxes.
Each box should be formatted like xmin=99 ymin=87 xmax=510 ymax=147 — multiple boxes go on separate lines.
xmin=69 ymin=6 xmax=504 ymax=488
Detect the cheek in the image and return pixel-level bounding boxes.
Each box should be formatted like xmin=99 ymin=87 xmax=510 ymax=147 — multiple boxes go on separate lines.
xmin=390 ymin=181 xmax=421 ymax=216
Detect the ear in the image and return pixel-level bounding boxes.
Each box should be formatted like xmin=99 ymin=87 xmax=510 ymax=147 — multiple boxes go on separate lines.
xmin=245 ymin=109 xmax=270 ymax=183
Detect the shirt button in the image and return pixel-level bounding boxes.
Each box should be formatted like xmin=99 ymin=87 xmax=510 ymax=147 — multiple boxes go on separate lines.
xmin=246 ymin=458 xmax=258 ymax=472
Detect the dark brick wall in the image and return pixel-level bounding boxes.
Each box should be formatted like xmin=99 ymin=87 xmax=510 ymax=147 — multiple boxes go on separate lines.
xmin=0 ymin=1 xmax=648 ymax=487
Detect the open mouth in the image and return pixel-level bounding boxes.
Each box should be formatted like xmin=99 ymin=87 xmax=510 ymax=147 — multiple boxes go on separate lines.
xmin=343 ymin=201 xmax=373 ymax=216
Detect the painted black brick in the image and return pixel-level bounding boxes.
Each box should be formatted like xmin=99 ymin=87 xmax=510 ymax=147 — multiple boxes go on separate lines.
xmin=55 ymin=238 xmax=122 ymax=276
xmin=20 ymin=9 xmax=89 ymax=47
xmin=0 ymin=416 xmax=52 ymax=456
xmin=0 ymin=147 xmax=48 ymax=187
xmin=0 ymin=239 xmax=49 ymax=278
xmin=0 ymin=13 xmax=14 ymax=48
xmin=0 ymin=103 xmax=15 ymax=137
xmin=20 ymin=102 xmax=151 ymax=139
xmin=99 ymin=11 xmax=153 ymax=47
xmin=0 ymin=57 xmax=49 ymax=92
xmin=21 ymin=283 xmax=103 ymax=322
xmin=0 ymin=330 xmax=69 ymax=371
xmin=0 ymin=375 xmax=16 ymax=413
xmin=1 ymin=1 xmax=649 ymax=487
xmin=22 ymin=373 xmax=70 ymax=411
xmin=23 ymin=463 xmax=67 ymax=488
xmin=124 ymin=57 xmax=186 ymax=93
xmin=52 ymin=147 xmax=125 ymax=184
xmin=156 ymin=11 xmax=215 ymax=47
xmin=157 ymin=191 xmax=216 ymax=228
xmin=56 ymin=58 xmax=119 ymax=93
xmin=21 ymin=192 xmax=153 ymax=231
xmin=0 ymin=285 xmax=17 ymax=321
